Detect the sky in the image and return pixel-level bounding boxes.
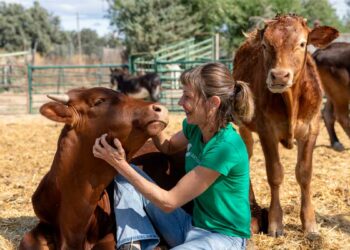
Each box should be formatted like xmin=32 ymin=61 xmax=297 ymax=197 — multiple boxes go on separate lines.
xmin=2 ymin=0 xmax=349 ymax=37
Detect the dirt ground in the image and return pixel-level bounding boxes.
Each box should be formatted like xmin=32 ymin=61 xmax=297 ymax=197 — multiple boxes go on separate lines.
xmin=0 ymin=113 xmax=349 ymax=249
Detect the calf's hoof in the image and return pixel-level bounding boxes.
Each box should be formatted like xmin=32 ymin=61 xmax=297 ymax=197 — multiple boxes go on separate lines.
xmin=268 ymin=222 xmax=284 ymax=237
xmin=332 ymin=142 xmax=344 ymax=152
xmin=304 ymin=221 xmax=318 ymax=235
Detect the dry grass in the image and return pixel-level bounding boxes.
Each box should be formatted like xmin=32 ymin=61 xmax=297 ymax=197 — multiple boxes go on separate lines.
xmin=0 ymin=113 xmax=349 ymax=249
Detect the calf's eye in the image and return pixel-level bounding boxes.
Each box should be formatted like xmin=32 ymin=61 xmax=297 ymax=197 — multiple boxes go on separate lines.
xmin=300 ymin=42 xmax=306 ymax=48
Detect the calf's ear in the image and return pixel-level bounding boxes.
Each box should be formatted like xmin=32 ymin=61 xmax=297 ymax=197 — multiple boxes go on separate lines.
xmin=40 ymin=102 xmax=73 ymax=125
xmin=308 ymin=26 xmax=339 ymax=48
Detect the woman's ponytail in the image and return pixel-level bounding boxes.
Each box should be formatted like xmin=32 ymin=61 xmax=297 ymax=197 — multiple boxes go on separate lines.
xmin=232 ymin=80 xmax=255 ymax=124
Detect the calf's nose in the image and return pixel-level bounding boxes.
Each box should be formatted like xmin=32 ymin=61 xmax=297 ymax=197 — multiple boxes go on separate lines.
xmin=270 ymin=69 xmax=292 ymax=85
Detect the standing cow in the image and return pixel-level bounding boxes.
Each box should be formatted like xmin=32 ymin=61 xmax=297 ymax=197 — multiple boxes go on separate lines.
xmin=20 ymin=87 xmax=169 ymax=249
xmin=233 ymin=14 xmax=338 ymax=236
xmin=313 ymin=42 xmax=350 ymax=151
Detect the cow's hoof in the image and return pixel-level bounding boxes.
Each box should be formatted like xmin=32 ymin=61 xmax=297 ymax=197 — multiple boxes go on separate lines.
xmin=332 ymin=142 xmax=345 ymax=152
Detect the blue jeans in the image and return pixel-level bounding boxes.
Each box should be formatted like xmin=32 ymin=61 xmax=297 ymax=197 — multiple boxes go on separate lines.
xmin=114 ymin=164 xmax=247 ymax=250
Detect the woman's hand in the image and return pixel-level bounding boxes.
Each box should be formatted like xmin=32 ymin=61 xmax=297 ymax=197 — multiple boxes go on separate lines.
xmin=93 ymin=134 xmax=127 ymax=170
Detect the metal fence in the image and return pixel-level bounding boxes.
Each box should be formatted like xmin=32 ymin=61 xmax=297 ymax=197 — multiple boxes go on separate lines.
xmin=27 ymin=64 xmax=127 ymax=114
xmin=0 ymin=60 xmax=233 ymax=114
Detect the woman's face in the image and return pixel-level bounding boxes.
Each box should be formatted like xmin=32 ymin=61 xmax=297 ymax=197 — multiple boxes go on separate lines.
xmin=178 ymin=84 xmax=207 ymax=125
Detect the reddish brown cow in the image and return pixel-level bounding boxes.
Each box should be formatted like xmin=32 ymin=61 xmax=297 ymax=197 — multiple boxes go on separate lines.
xmin=233 ymin=14 xmax=338 ymax=236
xmin=312 ymin=42 xmax=350 ymax=151
xmin=19 ymin=87 xmax=169 ymax=249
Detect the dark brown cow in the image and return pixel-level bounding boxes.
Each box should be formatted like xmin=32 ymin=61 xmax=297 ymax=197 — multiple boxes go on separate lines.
xmin=233 ymin=14 xmax=338 ymax=236
xmin=19 ymin=87 xmax=169 ymax=249
xmin=312 ymin=42 xmax=350 ymax=151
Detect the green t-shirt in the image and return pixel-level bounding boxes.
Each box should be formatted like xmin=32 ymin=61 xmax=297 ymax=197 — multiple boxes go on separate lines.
xmin=183 ymin=118 xmax=251 ymax=238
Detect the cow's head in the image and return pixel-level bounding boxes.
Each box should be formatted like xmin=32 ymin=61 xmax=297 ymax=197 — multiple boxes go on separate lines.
xmin=40 ymin=87 xmax=168 ymax=159
xmin=145 ymin=74 xmax=162 ymax=102
xmin=258 ymin=14 xmax=338 ymax=93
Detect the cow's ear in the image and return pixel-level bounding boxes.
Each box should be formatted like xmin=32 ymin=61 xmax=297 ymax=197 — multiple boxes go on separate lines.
xmin=40 ymin=102 xmax=74 ymax=124
xmin=308 ymin=26 xmax=339 ymax=48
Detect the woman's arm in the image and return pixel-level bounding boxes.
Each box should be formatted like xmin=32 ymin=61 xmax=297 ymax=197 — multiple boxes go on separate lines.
xmin=93 ymin=134 xmax=220 ymax=213
xmin=152 ymin=130 xmax=188 ymax=155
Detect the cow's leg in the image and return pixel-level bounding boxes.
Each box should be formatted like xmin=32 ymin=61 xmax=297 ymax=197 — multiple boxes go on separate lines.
xmin=334 ymin=102 xmax=350 ymax=139
xmin=296 ymin=131 xmax=318 ymax=234
xmin=322 ymin=99 xmax=344 ymax=151
xmin=19 ymin=223 xmax=55 ymax=250
xmin=259 ymin=132 xmax=284 ymax=237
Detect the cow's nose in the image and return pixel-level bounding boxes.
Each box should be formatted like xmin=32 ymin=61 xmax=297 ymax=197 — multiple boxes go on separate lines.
xmin=152 ymin=104 xmax=168 ymax=113
xmin=270 ymin=69 xmax=292 ymax=84
xmin=152 ymin=104 xmax=163 ymax=112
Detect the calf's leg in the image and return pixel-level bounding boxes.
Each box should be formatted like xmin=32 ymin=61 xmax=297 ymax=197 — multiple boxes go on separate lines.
xmin=239 ymin=126 xmax=268 ymax=234
xmin=259 ymin=132 xmax=284 ymax=237
xmin=296 ymin=130 xmax=318 ymax=234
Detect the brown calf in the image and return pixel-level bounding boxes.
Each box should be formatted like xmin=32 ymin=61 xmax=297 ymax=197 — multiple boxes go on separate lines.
xmin=233 ymin=14 xmax=338 ymax=236
xmin=313 ymin=42 xmax=350 ymax=151
xmin=19 ymin=87 xmax=169 ymax=249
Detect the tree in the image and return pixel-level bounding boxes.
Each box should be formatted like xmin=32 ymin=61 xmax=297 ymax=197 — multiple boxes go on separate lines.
xmin=107 ymin=0 xmax=345 ymax=57
xmin=301 ymin=0 xmax=344 ymax=30
xmin=107 ymin=0 xmax=202 ymax=53
xmin=0 ymin=1 xmax=68 ymax=54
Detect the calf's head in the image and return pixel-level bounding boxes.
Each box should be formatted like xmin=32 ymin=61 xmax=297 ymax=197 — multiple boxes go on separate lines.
xmin=259 ymin=14 xmax=338 ymax=93
xmin=40 ymin=87 xmax=168 ymax=159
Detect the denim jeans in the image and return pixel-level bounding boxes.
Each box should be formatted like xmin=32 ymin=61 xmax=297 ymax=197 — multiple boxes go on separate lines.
xmin=114 ymin=164 xmax=247 ymax=250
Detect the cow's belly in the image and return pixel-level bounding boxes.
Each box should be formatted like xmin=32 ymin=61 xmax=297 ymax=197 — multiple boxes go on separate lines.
xmin=127 ymin=87 xmax=149 ymax=99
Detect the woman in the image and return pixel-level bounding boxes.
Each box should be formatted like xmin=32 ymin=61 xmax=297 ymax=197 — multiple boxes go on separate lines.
xmin=93 ymin=62 xmax=254 ymax=250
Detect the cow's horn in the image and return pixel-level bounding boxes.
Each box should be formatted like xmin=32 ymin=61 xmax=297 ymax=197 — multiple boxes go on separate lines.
xmin=47 ymin=94 xmax=69 ymax=104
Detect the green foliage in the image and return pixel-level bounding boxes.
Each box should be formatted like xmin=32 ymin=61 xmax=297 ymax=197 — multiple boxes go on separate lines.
xmin=300 ymin=0 xmax=344 ymax=30
xmin=0 ymin=1 xmax=68 ymax=54
xmin=107 ymin=0 xmax=202 ymax=53
xmin=106 ymin=0 xmax=347 ymax=57
xmin=69 ymin=29 xmax=104 ymax=56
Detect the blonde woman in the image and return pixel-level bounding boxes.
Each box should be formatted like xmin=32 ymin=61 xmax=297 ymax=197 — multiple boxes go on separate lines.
xmin=93 ymin=62 xmax=254 ymax=250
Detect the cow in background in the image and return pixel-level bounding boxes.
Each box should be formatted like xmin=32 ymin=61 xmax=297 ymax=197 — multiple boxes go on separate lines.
xmin=19 ymin=87 xmax=169 ymax=249
xmin=233 ymin=14 xmax=338 ymax=236
xmin=165 ymin=64 xmax=182 ymax=89
xmin=110 ymin=67 xmax=162 ymax=102
xmin=313 ymin=42 xmax=350 ymax=151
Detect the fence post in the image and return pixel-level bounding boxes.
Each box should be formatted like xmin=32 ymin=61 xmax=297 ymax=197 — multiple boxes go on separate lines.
xmin=214 ymin=33 xmax=220 ymax=60
xmin=27 ymin=64 xmax=32 ymax=114
xmin=129 ymin=55 xmax=135 ymax=74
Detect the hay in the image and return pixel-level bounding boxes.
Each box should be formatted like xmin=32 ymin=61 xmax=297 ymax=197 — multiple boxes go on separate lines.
xmin=0 ymin=114 xmax=349 ymax=249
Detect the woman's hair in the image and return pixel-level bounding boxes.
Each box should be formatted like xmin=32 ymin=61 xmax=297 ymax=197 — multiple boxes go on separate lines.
xmin=180 ymin=62 xmax=255 ymax=129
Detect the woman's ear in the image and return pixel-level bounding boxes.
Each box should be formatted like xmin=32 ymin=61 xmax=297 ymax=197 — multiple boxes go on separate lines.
xmin=209 ymin=96 xmax=221 ymax=109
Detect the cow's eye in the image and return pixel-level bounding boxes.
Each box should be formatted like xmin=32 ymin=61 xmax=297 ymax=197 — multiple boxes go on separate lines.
xmin=300 ymin=42 xmax=306 ymax=48
xmin=262 ymin=43 xmax=267 ymax=50
xmin=93 ymin=98 xmax=105 ymax=106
